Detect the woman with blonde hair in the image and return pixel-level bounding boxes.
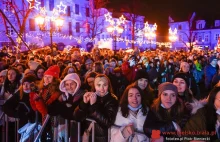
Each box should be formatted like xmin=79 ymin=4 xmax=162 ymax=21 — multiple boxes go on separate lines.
xmin=74 ymin=74 xmax=118 ymax=142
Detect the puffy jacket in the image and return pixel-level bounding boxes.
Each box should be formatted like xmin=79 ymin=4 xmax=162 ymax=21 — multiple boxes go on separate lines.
xmin=204 ymin=64 xmax=217 ymax=90
xmin=74 ymin=93 xmax=118 ymax=142
xmin=110 ymin=107 xmax=149 ymax=142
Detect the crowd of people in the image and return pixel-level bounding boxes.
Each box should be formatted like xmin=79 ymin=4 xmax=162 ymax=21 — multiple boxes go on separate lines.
xmin=0 ymin=45 xmax=220 ymax=142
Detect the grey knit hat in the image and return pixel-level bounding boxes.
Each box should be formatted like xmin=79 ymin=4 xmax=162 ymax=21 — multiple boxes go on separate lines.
xmin=158 ymin=82 xmax=178 ymax=96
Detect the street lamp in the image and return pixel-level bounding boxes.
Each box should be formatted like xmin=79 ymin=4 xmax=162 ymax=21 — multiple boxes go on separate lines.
xmin=144 ymin=22 xmax=157 ymax=49
xmin=35 ymin=14 xmax=64 ymax=50
xmin=104 ymin=13 xmax=125 ymax=55
xmin=169 ymin=28 xmax=177 ymax=50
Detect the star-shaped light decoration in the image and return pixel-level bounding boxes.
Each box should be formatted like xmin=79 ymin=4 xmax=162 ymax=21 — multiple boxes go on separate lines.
xmin=118 ymin=15 xmax=126 ymax=25
xmin=104 ymin=12 xmax=112 ymax=23
xmin=16 ymin=37 xmax=21 ymax=44
xmin=26 ymin=0 xmax=41 ymax=10
xmin=39 ymin=7 xmax=46 ymax=15
xmin=57 ymin=1 xmax=67 ymax=14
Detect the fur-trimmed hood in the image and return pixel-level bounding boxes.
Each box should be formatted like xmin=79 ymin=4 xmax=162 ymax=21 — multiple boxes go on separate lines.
xmin=189 ymin=98 xmax=208 ymax=114
xmin=59 ymin=73 xmax=81 ymax=99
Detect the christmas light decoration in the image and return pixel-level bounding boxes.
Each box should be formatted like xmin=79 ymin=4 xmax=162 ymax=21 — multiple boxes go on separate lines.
xmin=26 ymin=0 xmax=41 ymax=10
xmin=39 ymin=7 xmax=46 ymax=15
xmin=57 ymin=1 xmax=67 ymax=14
xmin=104 ymin=12 xmax=113 ymax=23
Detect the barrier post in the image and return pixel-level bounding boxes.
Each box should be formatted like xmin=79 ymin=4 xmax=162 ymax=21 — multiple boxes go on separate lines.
xmin=77 ymin=122 xmax=80 ymax=142
xmin=65 ymin=119 xmax=68 ymax=142
xmin=34 ymin=115 xmax=50 ymax=142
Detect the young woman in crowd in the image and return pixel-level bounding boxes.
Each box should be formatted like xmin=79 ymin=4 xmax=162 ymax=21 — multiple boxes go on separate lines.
xmin=47 ymin=73 xmax=85 ymax=141
xmin=143 ymin=82 xmax=190 ymax=141
xmin=132 ymin=69 xmax=155 ymax=106
xmin=2 ymin=67 xmax=22 ymax=100
xmin=74 ymin=74 xmax=118 ymax=142
xmin=92 ymin=61 xmax=104 ymax=74
xmin=172 ymin=72 xmax=196 ymax=104
xmin=82 ymin=72 xmax=98 ymax=91
xmin=30 ymin=65 xmax=61 ymax=141
xmin=110 ymin=84 xmax=149 ymax=142
xmin=184 ymin=86 xmax=220 ymax=141
xmin=3 ymin=74 xmax=37 ymax=142
xmin=60 ymin=65 xmax=77 ymax=80
xmin=34 ymin=64 xmax=46 ymax=85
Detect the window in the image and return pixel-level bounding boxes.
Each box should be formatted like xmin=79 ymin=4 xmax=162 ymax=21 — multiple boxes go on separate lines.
xmin=216 ymin=34 xmax=219 ymax=40
xmin=86 ymin=8 xmax=90 ymax=17
xmin=75 ymin=4 xmax=79 ymax=14
xmin=49 ymin=0 xmax=54 ymax=11
xmin=178 ymin=25 xmax=182 ymax=30
xmin=69 ymin=22 xmax=72 ymax=35
xmin=76 ymin=22 xmax=80 ymax=33
xmin=29 ymin=19 xmax=35 ymax=31
xmin=205 ymin=35 xmax=209 ymax=42
xmin=198 ymin=36 xmax=202 ymax=42
xmin=199 ymin=24 xmax=202 ymax=29
xmin=67 ymin=6 xmax=71 ymax=17
xmin=6 ymin=26 xmax=13 ymax=35
xmin=86 ymin=23 xmax=90 ymax=33
xmin=41 ymin=0 xmax=44 ymax=7
xmin=179 ymin=35 xmax=182 ymax=41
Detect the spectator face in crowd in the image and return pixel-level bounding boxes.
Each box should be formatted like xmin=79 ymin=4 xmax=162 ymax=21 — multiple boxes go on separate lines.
xmin=173 ymin=78 xmax=187 ymax=93
xmin=68 ymin=67 xmax=75 ymax=74
xmin=7 ymin=69 xmax=17 ymax=83
xmin=43 ymin=75 xmax=53 ymax=86
xmin=85 ymin=59 xmax=93 ymax=71
xmin=137 ymin=78 xmax=148 ymax=90
xmin=64 ymin=80 xmax=77 ymax=94
xmin=161 ymin=90 xmax=177 ymax=109
xmin=180 ymin=62 xmax=190 ymax=73
xmin=110 ymin=59 xmax=117 ymax=68
xmin=0 ymin=70 xmax=7 ymax=84
xmin=23 ymin=81 xmax=31 ymax=93
xmin=74 ymin=62 xmax=81 ymax=71
xmin=128 ymin=87 xmax=142 ymax=108
xmin=87 ymin=76 xmax=95 ymax=88
xmin=211 ymin=58 xmax=218 ymax=67
xmin=94 ymin=76 xmax=109 ymax=96
xmin=37 ymin=68 xmax=45 ymax=80
xmin=16 ymin=64 xmax=25 ymax=74
xmin=117 ymin=60 xmax=123 ymax=67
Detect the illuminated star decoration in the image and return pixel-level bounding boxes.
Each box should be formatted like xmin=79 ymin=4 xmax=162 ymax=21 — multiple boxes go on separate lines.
xmin=104 ymin=12 xmax=113 ymax=23
xmin=26 ymin=0 xmax=41 ymax=10
xmin=57 ymin=1 xmax=67 ymax=14
xmin=39 ymin=7 xmax=46 ymax=15
xmin=118 ymin=15 xmax=126 ymax=25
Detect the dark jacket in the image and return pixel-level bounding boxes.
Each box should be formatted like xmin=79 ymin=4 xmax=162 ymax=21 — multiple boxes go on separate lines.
xmin=204 ymin=64 xmax=217 ymax=90
xmin=144 ymin=104 xmax=190 ymax=140
xmin=48 ymin=89 xmax=85 ymax=119
xmin=74 ymin=93 xmax=118 ymax=142
xmin=3 ymin=91 xmax=37 ymax=127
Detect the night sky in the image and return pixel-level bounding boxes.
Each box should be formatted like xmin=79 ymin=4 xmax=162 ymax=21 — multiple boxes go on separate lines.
xmin=107 ymin=0 xmax=220 ymax=39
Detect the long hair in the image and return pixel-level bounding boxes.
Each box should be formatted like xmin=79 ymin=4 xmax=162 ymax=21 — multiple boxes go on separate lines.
xmin=4 ymin=67 xmax=22 ymax=94
xmin=92 ymin=74 xmax=114 ymax=95
xmin=60 ymin=66 xmax=77 ymax=80
xmin=38 ymin=76 xmax=60 ymax=94
xmin=151 ymin=92 xmax=185 ymax=121
xmin=205 ymin=87 xmax=220 ymax=132
xmin=120 ymin=84 xmax=148 ymax=118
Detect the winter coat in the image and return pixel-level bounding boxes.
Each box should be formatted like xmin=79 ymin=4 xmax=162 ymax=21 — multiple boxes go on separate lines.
xmin=183 ymin=106 xmax=219 ymax=141
xmin=110 ymin=107 xmax=149 ymax=142
xmin=204 ymin=64 xmax=217 ymax=90
xmin=74 ymin=93 xmax=118 ymax=142
xmin=121 ymin=61 xmax=138 ymax=83
xmin=3 ymin=91 xmax=37 ymax=128
xmin=143 ymin=103 xmax=190 ymax=140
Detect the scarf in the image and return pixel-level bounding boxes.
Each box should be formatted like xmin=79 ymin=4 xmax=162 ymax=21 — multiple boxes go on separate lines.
xmin=128 ymin=104 xmax=142 ymax=111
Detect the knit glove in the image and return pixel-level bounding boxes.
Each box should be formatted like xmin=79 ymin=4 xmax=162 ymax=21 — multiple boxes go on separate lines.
xmin=29 ymin=92 xmax=37 ymax=111
xmin=35 ymin=99 xmax=47 ymax=115
xmin=46 ymin=92 xmax=60 ymax=105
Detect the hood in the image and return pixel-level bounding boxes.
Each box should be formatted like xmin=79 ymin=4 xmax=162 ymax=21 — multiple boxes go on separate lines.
xmin=59 ymin=73 xmax=81 ymax=98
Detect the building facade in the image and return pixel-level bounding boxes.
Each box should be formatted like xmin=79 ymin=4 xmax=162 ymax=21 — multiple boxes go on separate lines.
xmin=169 ymin=14 xmax=220 ymax=50
xmin=0 ymin=0 xmax=156 ymax=51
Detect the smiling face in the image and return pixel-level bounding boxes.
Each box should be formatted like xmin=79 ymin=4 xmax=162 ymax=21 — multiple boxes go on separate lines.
xmin=8 ymin=69 xmax=16 ymax=82
xmin=128 ymin=88 xmax=141 ymax=108
xmin=43 ymin=75 xmax=53 ymax=86
xmin=65 ymin=80 xmax=77 ymax=94
xmin=23 ymin=82 xmax=31 ymax=93
xmin=161 ymin=90 xmax=176 ymax=109
xmin=94 ymin=77 xmax=109 ymax=97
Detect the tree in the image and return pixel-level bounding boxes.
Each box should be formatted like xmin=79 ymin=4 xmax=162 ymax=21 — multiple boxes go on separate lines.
xmin=83 ymin=0 xmax=109 ymax=39
xmin=0 ymin=0 xmax=35 ymax=48
xmin=179 ymin=12 xmax=197 ymax=52
xmin=119 ymin=0 xmax=147 ymax=49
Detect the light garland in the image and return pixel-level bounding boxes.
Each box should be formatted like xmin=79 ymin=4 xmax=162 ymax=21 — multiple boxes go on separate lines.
xmin=25 ymin=33 xmax=171 ymax=47
xmin=26 ymin=0 xmax=41 ymax=10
